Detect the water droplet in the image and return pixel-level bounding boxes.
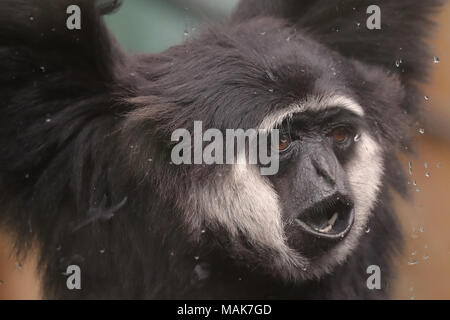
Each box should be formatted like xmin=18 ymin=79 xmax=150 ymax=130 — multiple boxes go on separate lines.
xmin=408 ymin=161 xmax=413 ymax=175
xmin=268 ymin=88 xmax=274 ymax=93
xmin=413 ymin=180 xmax=417 ymax=186
xmin=201 ymin=229 xmax=206 ymax=234
xmin=266 ymin=70 xmax=276 ymax=81
xmin=415 ymin=188 xmax=420 ymax=193
xmin=425 ymin=172 xmax=430 ymax=178
xmin=25 ymin=173 xmax=30 ymax=179
xmin=395 ymin=59 xmax=403 ymax=68
xmin=419 ymin=128 xmax=425 ymax=134
xmin=423 ymin=254 xmax=430 ymax=260
xmin=433 ymin=56 xmax=440 ymax=64
xmin=29 ymin=16 xmax=34 ymax=21
xmin=424 ymin=95 xmax=429 ymax=101
xmin=286 ymin=36 xmax=291 ymax=42
xmin=170 ymin=251 xmax=175 ymax=257
xmin=411 ymin=251 xmax=417 ymax=256
xmin=356 ymin=22 xmax=361 ymax=28
xmin=45 ymin=118 xmax=52 ymax=123
xmin=365 ymin=227 xmax=371 ymax=233
xmin=15 ymin=262 xmax=23 ymax=270
xmin=260 ymin=31 xmax=266 ymax=35
xmin=99 ymin=249 xmax=105 ymax=254
xmin=424 ymin=162 xmax=428 ymax=169
xmin=194 ymin=263 xmax=210 ymax=281
xmin=194 ymin=256 xmax=200 ymax=261
xmin=40 ymin=66 xmax=46 ymax=73
xmin=419 ymin=226 xmax=424 ymax=233
xmin=408 ymin=260 xmax=419 ymax=266
xmin=147 ymin=158 xmax=153 ymax=162
xmin=183 ymin=29 xmax=189 ymax=37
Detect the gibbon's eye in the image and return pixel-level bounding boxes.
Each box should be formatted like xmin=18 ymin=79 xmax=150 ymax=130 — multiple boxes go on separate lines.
xmin=278 ymin=132 xmax=292 ymax=151
xmin=330 ymin=126 xmax=352 ymax=144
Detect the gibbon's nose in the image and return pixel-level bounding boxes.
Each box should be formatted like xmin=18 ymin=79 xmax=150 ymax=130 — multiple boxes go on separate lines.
xmin=295 ymin=193 xmax=355 ymax=240
xmin=312 ymin=153 xmax=337 ymax=187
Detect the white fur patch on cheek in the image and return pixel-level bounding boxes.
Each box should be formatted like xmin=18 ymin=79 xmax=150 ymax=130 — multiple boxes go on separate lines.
xmin=187 ymin=164 xmax=305 ymax=276
xmin=346 ymin=133 xmax=383 ymax=232
xmin=210 ymin=165 xmax=290 ymax=248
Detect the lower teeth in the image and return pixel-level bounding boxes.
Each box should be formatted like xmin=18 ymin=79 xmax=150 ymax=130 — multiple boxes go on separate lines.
xmin=317 ymin=212 xmax=338 ymax=233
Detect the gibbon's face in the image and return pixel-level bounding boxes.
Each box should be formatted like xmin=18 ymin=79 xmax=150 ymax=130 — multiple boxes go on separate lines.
xmin=137 ymin=17 xmax=405 ymax=282
xmin=270 ymin=107 xmax=369 ymax=258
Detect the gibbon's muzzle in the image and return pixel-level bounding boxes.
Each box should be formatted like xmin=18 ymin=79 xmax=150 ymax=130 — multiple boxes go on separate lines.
xmin=295 ymin=194 xmax=355 ymax=240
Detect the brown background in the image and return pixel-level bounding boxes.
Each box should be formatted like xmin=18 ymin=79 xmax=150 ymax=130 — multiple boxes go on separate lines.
xmin=0 ymin=3 xmax=449 ymax=300
xmin=391 ymin=3 xmax=450 ymax=300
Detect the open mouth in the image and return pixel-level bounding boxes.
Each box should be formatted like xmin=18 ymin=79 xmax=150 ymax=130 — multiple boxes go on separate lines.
xmin=295 ymin=195 xmax=355 ymax=239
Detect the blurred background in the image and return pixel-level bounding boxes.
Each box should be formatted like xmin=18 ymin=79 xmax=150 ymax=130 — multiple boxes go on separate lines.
xmin=0 ymin=0 xmax=449 ymax=299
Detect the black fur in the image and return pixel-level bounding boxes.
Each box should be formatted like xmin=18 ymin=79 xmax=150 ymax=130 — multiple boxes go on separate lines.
xmin=0 ymin=0 xmax=442 ymax=299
